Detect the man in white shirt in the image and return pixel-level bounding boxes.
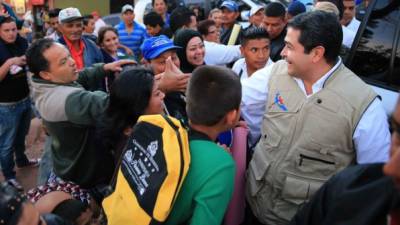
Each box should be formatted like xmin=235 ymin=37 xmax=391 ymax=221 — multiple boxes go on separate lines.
xmin=342 ymin=0 xmax=361 ymax=33
xmin=314 ymin=1 xmax=356 ymax=48
xmin=198 ymin=19 xmax=241 ymax=66
xmin=92 ymin=11 xmax=106 ymax=36
xmin=245 ymin=11 xmax=390 ymax=224
xmin=232 ymin=26 xmax=273 ymax=81
xmin=45 ymin=8 xmax=61 ymax=41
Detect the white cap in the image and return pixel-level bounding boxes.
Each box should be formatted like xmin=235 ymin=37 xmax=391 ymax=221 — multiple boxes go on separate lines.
xmin=121 ymin=4 xmax=134 ymax=13
xmin=249 ymin=5 xmax=264 ymax=17
xmin=58 ymin=7 xmax=83 ymax=23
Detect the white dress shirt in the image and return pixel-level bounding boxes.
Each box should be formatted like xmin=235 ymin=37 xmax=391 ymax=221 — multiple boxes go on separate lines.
xmin=346 ymin=17 xmax=361 ymax=33
xmin=342 ymin=25 xmax=356 ymax=49
xmin=241 ymin=58 xmax=390 ymax=163
xmin=204 ymin=41 xmax=242 ymax=66
xmin=232 ymin=58 xmax=274 ymax=81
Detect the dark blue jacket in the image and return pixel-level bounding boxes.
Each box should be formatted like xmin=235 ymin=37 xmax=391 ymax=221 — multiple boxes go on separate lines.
xmin=290 ymin=163 xmax=400 ymax=225
xmin=58 ymin=36 xmax=104 ymax=68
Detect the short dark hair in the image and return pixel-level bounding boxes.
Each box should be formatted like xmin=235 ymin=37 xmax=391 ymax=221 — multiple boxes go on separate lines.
xmin=152 ymin=0 xmax=167 ymax=7
xmin=0 ymin=16 xmax=16 ymax=26
xmin=317 ymin=0 xmax=344 ymax=19
xmin=288 ymin=11 xmax=342 ymax=64
xmin=83 ymin=14 xmax=94 ymax=26
xmin=99 ymin=66 xmax=154 ymax=151
xmin=265 ymin=2 xmax=286 ymax=18
xmin=241 ymin=26 xmax=269 ymax=46
xmin=169 ymin=6 xmax=195 ymax=34
xmin=143 ymin=11 xmax=165 ymax=28
xmin=97 ymin=26 xmax=118 ymax=45
xmin=186 ymin=66 xmax=241 ymax=126
xmin=197 ymin=19 xmax=216 ymax=36
xmin=26 ymin=38 xmax=55 ymax=77
xmin=48 ymin=8 xmax=62 ymax=18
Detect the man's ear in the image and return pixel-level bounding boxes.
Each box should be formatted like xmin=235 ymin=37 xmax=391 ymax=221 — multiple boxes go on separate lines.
xmin=239 ymin=45 xmax=245 ymax=56
xmin=39 ymin=71 xmax=52 ymax=81
xmin=224 ymin=108 xmax=240 ymax=128
xmin=311 ymin=46 xmax=326 ymax=64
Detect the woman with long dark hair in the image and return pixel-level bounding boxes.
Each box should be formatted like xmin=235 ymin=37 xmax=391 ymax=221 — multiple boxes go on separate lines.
xmin=173 ymin=29 xmax=206 ymax=73
xmin=98 ymin=67 xmax=165 ymax=163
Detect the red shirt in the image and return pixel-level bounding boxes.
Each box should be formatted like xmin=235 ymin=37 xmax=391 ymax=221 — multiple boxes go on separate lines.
xmin=64 ymin=36 xmax=85 ymax=70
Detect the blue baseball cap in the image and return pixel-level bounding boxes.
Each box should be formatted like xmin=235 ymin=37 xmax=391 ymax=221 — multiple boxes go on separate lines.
xmin=288 ymin=1 xmax=306 ymax=16
xmin=141 ymin=35 xmax=181 ymax=60
xmin=220 ymin=1 xmax=239 ymax=12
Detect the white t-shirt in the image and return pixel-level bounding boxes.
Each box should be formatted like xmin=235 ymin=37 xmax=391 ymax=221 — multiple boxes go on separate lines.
xmin=346 ymin=17 xmax=361 ymax=33
xmin=232 ymin=58 xmax=273 ymax=81
xmin=342 ymin=25 xmax=356 ymax=49
xmin=204 ymin=41 xmax=242 ymax=66
xmin=94 ymin=18 xmax=107 ymax=36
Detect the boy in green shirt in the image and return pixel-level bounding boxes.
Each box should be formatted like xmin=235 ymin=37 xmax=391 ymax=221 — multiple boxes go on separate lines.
xmin=166 ymin=65 xmax=241 ymax=225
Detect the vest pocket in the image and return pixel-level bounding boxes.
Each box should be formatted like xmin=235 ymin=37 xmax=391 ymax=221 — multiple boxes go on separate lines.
xmin=281 ymin=173 xmax=326 ymax=205
xmin=247 ymin=152 xmax=271 ymax=197
xmin=295 ymin=148 xmax=337 ymax=178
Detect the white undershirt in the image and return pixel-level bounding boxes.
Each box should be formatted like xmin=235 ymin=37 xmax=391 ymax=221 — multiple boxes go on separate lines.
xmin=232 ymin=58 xmax=274 ymax=81
xmin=241 ymin=58 xmax=390 ymax=163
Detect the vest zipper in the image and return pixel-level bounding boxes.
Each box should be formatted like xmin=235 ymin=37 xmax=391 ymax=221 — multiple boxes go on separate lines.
xmin=299 ymin=154 xmax=335 ymax=166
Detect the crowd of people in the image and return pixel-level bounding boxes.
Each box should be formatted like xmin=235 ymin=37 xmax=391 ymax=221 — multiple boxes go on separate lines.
xmin=2 ymin=0 xmax=399 ymax=224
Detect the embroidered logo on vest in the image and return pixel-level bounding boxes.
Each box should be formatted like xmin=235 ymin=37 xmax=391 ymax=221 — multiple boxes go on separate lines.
xmin=273 ymin=92 xmax=288 ymax=111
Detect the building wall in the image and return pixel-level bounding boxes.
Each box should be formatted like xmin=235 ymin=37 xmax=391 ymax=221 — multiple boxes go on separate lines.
xmin=54 ymin=0 xmax=109 ymax=16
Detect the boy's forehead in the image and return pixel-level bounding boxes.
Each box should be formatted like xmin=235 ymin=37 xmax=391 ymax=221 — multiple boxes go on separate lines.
xmin=243 ymin=38 xmax=270 ymax=46
xmin=153 ymin=49 xmax=178 ymax=59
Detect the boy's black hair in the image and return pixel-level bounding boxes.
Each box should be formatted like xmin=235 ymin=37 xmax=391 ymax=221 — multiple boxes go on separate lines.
xmin=265 ymin=2 xmax=286 ymax=18
xmin=83 ymin=14 xmax=94 ymax=26
xmin=186 ymin=65 xmax=241 ymax=126
xmin=26 ymin=38 xmax=55 ymax=78
xmin=143 ymin=11 xmax=165 ymax=28
xmin=169 ymin=6 xmax=195 ymax=34
xmin=0 ymin=16 xmax=15 ymax=26
xmin=48 ymin=8 xmax=62 ymax=18
xmin=288 ymin=10 xmax=342 ymax=64
xmin=240 ymin=26 xmax=269 ymax=46
xmin=197 ymin=19 xmax=215 ymax=36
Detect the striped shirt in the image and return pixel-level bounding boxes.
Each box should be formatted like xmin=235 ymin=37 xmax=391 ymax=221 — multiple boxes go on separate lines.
xmin=115 ymin=20 xmax=147 ymax=58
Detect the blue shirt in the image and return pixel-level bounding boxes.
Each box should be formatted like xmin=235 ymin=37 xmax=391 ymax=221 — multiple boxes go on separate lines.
xmin=115 ymin=21 xmax=147 ymax=59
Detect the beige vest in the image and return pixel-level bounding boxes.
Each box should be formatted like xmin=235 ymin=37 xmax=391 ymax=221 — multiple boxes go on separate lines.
xmin=246 ymin=60 xmax=377 ymax=225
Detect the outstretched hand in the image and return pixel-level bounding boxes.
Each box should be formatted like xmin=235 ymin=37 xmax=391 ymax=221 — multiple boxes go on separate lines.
xmin=157 ymin=57 xmax=190 ymax=93
xmin=103 ymin=59 xmax=137 ymax=72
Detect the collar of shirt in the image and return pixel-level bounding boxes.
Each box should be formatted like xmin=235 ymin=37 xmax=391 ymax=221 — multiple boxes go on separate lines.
xmin=64 ymin=36 xmax=85 ymax=69
xmin=119 ymin=20 xmax=137 ymax=30
xmin=293 ymin=57 xmax=342 ymax=98
xmin=240 ymin=58 xmax=274 ymax=79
